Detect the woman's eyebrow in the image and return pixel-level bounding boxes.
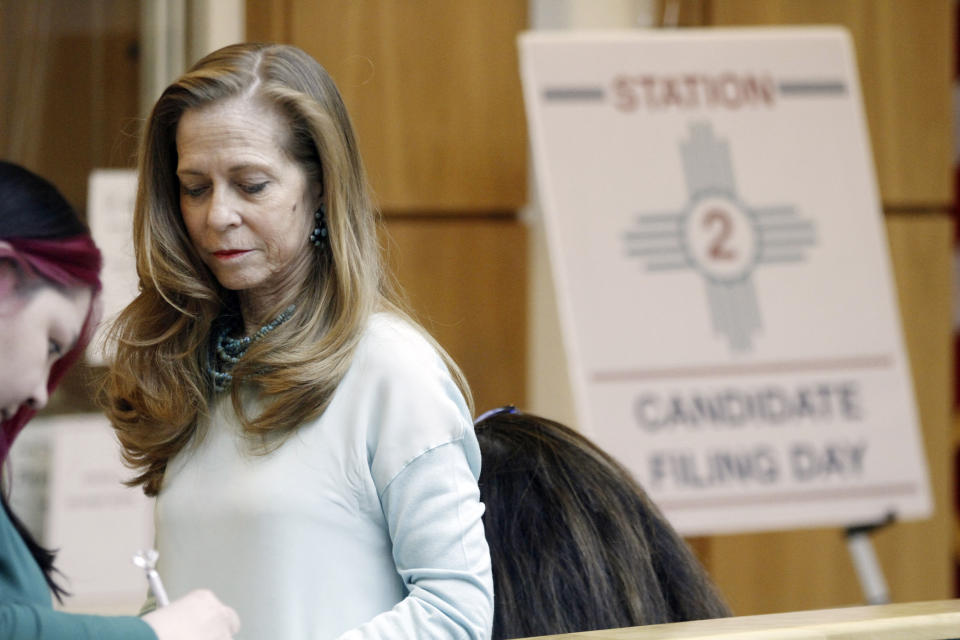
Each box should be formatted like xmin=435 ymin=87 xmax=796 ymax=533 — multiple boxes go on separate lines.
xmin=176 ymin=164 xmax=272 ymax=177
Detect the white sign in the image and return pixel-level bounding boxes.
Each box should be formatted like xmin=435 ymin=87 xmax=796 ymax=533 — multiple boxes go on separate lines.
xmin=520 ymin=28 xmax=931 ymax=535
xmin=87 ymin=170 xmax=138 ymax=366
xmin=40 ymin=415 xmax=153 ymax=613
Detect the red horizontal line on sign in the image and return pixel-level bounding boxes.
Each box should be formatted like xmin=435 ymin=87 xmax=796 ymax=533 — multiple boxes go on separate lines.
xmin=658 ymin=482 xmax=916 ymax=511
xmin=592 ymin=354 xmax=893 ymax=383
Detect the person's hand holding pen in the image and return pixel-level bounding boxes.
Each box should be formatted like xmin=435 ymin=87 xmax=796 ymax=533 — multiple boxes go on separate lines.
xmin=136 ymin=549 xmax=241 ymax=640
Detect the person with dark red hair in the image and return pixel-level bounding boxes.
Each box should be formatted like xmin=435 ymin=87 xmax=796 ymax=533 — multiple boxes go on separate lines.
xmin=0 ymin=160 xmax=240 ymax=639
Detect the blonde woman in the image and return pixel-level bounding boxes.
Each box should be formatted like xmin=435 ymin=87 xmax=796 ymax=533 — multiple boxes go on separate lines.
xmin=102 ymin=43 xmax=492 ymax=640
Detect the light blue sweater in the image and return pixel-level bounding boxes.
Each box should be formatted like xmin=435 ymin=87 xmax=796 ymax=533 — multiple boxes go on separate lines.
xmin=156 ymin=314 xmax=494 ymax=639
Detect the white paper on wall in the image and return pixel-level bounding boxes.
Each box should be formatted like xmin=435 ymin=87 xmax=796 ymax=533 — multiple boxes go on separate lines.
xmin=86 ymin=169 xmax=138 ymax=366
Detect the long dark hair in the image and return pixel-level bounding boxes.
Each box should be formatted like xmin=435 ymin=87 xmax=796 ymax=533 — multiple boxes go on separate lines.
xmin=475 ymin=409 xmax=730 ymax=639
xmin=0 ymin=160 xmax=103 ymax=601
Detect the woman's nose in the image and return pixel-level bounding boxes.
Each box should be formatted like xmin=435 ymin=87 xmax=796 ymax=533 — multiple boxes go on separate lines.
xmin=206 ymin=187 xmax=242 ymax=229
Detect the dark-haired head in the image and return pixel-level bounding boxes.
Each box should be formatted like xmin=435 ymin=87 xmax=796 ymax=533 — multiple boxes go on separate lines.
xmin=475 ymin=408 xmax=730 ymax=639
xmin=0 ymin=161 xmax=87 ymax=239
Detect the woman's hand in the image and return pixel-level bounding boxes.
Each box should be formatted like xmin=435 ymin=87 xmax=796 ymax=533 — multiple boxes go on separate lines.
xmin=142 ymin=589 xmax=241 ymax=640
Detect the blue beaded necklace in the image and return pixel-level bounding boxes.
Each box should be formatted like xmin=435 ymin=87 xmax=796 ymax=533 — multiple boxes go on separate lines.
xmin=208 ymin=304 xmax=296 ymax=392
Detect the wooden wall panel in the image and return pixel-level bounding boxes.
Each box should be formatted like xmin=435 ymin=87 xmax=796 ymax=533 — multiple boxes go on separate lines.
xmin=877 ymin=213 xmax=954 ymax=603
xmin=382 ymin=216 xmax=527 ymax=415
xmin=245 ymin=0 xmax=288 ymax=45
xmin=0 ymin=0 xmax=140 ymax=215
xmin=653 ymin=0 xmax=710 ymax=27
xmin=247 ymin=0 xmax=528 ymax=213
xmin=707 ymin=0 xmax=953 ymax=208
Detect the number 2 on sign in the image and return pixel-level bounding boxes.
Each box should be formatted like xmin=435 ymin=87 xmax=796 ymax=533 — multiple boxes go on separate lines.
xmin=705 ymin=208 xmax=735 ymax=261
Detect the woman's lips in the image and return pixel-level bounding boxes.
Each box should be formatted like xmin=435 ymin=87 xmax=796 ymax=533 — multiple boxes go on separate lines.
xmin=212 ymin=249 xmax=250 ymax=260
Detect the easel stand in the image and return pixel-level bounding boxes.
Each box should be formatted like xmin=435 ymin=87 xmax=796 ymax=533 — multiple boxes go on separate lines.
xmin=844 ymin=513 xmax=896 ymax=605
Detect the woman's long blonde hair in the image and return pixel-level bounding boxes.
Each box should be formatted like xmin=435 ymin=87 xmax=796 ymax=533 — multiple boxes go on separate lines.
xmin=102 ymin=43 xmax=472 ymax=496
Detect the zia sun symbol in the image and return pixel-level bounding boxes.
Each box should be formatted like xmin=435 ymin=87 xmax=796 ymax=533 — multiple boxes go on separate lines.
xmin=624 ymin=121 xmax=816 ymax=352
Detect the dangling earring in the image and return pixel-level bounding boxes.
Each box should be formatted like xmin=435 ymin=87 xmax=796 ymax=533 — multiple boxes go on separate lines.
xmin=309 ymin=203 xmax=328 ymax=248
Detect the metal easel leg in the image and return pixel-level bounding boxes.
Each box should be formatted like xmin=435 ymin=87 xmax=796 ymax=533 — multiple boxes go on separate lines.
xmin=844 ymin=513 xmax=895 ymax=605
